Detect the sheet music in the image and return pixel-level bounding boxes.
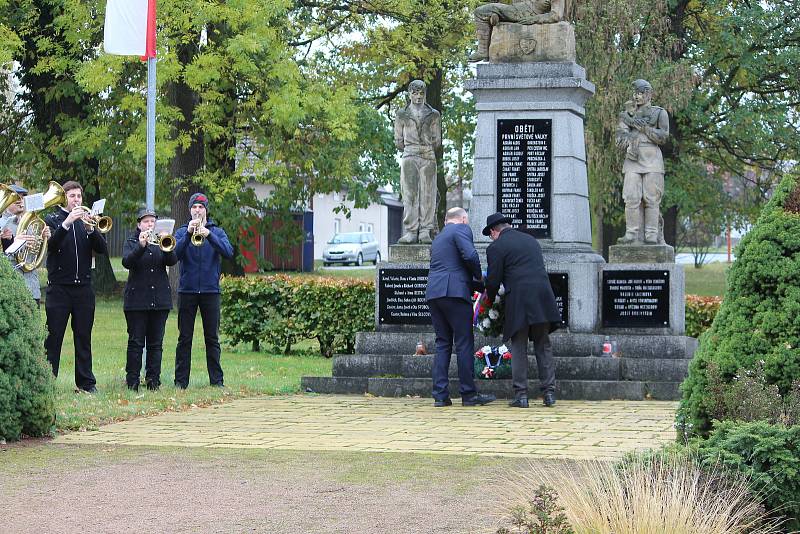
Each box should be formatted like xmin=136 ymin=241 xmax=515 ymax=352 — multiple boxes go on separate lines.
xmin=91 ymin=198 xmax=106 ymax=215
xmin=4 ymin=238 xmax=26 ymax=255
xmin=154 ymin=218 xmax=175 ymax=235
xmin=24 ymin=194 xmax=45 ymax=212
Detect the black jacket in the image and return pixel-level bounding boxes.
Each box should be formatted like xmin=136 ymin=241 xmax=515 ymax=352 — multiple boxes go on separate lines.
xmin=122 ymin=231 xmax=178 ymax=311
xmin=45 ymin=208 xmax=108 ymax=286
xmin=486 ymin=227 xmax=561 ymax=340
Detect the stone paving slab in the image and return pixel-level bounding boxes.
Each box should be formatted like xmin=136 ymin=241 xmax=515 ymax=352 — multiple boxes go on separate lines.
xmin=53 ymin=395 xmax=678 ymax=460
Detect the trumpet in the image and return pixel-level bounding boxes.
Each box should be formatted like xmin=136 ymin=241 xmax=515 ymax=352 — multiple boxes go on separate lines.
xmin=145 ymin=229 xmax=176 ymax=253
xmin=76 ymin=206 xmax=113 ymax=233
xmin=190 ymin=214 xmax=206 ymax=247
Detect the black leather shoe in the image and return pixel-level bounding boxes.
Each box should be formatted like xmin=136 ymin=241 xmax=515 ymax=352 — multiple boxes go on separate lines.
xmin=543 ymin=392 xmax=556 ymax=407
xmin=462 ymin=393 xmax=496 ymax=406
xmin=81 ymin=386 xmax=98 ymax=394
xmin=434 ymin=398 xmax=453 ymax=407
xmin=508 ymin=397 xmax=529 ymax=408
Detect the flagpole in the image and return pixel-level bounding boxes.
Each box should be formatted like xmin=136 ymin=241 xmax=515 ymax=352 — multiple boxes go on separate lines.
xmin=146 ymin=57 xmax=156 ymax=212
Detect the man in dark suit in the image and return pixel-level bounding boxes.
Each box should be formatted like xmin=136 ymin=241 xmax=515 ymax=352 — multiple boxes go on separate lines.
xmin=483 ymin=212 xmax=561 ymax=408
xmin=426 ymin=207 xmax=496 ymax=407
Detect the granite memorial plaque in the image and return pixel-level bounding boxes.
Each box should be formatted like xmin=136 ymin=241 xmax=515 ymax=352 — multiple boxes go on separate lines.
xmin=496 ymin=118 xmax=552 ymax=238
xmin=548 ymin=272 xmax=569 ymax=327
xmin=602 ymin=270 xmax=670 ymax=328
xmin=378 ymin=268 xmax=432 ymax=325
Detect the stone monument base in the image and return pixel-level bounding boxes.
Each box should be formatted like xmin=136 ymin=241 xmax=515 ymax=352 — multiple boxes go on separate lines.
xmin=389 ymin=244 xmax=431 ymax=263
xmin=489 ymin=22 xmax=576 ymax=63
xmin=609 ymin=244 xmax=675 ymax=264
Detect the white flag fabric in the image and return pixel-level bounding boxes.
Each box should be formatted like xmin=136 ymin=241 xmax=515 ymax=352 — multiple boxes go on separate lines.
xmin=104 ymin=0 xmax=149 ymax=56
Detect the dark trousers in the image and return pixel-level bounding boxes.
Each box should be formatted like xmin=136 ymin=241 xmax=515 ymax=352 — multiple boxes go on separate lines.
xmin=428 ymin=297 xmax=478 ymax=401
xmin=45 ymin=284 xmax=97 ymax=390
xmin=175 ymin=293 xmax=223 ymax=388
xmin=125 ymin=309 xmax=169 ymax=388
xmin=509 ymin=322 xmax=555 ymax=398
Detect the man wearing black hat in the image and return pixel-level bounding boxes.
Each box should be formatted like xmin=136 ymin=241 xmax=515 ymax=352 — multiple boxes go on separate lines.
xmin=173 ymin=192 xmax=234 ymax=389
xmin=121 ymin=208 xmax=178 ymax=391
xmin=483 ymin=212 xmax=561 ymax=407
xmin=425 ymin=207 xmax=496 ymax=407
xmin=1 ymin=185 xmax=50 ymax=305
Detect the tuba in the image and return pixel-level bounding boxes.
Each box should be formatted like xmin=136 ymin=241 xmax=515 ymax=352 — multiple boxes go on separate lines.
xmin=0 ymin=183 xmax=21 ymax=213
xmin=145 ymin=229 xmax=176 ymax=252
xmin=76 ymin=206 xmax=113 ymax=233
xmin=14 ymin=181 xmax=67 ymax=272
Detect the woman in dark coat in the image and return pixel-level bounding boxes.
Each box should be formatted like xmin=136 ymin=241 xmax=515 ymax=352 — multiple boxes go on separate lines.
xmin=122 ymin=209 xmax=177 ymax=391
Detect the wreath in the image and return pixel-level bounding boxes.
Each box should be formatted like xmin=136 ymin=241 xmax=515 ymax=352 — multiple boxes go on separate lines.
xmin=473 ymin=344 xmax=512 ymax=379
xmin=472 ymin=285 xmax=505 ymax=338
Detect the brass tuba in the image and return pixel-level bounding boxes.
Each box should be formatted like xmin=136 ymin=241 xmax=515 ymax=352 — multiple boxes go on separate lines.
xmin=0 ymin=183 xmax=21 ymax=213
xmin=76 ymin=206 xmax=113 ymax=233
xmin=14 ymin=181 xmax=67 ymax=272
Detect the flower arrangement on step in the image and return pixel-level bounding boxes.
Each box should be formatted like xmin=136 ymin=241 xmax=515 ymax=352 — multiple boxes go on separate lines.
xmin=474 ymin=344 xmax=513 ymax=379
xmin=473 ymin=284 xmax=505 ymax=337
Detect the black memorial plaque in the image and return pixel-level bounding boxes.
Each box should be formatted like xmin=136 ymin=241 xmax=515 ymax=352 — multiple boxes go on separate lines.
xmin=378 ymin=268 xmax=431 ymax=325
xmin=496 ymin=119 xmax=552 ymax=238
xmin=602 ymin=270 xmax=670 ymax=328
xmin=548 ymin=273 xmax=569 ymax=328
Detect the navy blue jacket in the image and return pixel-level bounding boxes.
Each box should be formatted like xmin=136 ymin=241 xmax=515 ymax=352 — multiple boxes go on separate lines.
xmin=173 ymin=218 xmax=234 ymax=294
xmin=425 ymin=223 xmax=482 ymax=302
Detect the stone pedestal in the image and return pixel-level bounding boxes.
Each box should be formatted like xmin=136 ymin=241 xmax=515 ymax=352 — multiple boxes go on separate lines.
xmin=609 ymin=244 xmax=675 ymax=264
xmin=489 ymin=22 xmax=576 ymax=63
xmin=388 ymin=244 xmax=431 ymax=263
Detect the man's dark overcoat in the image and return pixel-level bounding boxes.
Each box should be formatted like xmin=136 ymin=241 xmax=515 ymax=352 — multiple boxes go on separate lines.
xmin=485 ymin=227 xmax=561 ymax=340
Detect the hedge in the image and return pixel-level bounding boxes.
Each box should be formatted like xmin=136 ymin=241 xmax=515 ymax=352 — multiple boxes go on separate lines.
xmin=680 ymin=173 xmax=800 ymax=437
xmin=221 ymin=275 xmax=373 ymax=357
xmin=0 ymin=259 xmax=55 ymax=441
xmin=685 ymin=295 xmax=722 ymax=338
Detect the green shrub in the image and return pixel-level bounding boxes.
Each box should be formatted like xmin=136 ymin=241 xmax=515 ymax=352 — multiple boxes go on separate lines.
xmin=292 ymin=277 xmax=373 ymax=358
xmin=0 ymin=259 xmax=55 ymax=441
xmin=695 ymin=420 xmax=800 ymax=531
xmin=680 ymin=173 xmax=800 ymax=436
xmin=220 ymin=275 xmax=302 ymax=353
xmin=221 ymin=275 xmax=373 ymax=357
xmin=685 ymin=294 xmax=722 ymax=338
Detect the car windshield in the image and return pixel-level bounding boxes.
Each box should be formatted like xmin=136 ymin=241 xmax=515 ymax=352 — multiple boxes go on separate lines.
xmin=329 ymin=233 xmax=362 ymax=244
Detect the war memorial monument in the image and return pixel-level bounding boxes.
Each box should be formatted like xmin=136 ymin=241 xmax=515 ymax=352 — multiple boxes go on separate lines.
xmin=303 ymin=1 xmax=695 ymax=400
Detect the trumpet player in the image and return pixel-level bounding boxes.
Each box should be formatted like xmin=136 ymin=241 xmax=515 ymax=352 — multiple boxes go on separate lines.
xmin=43 ymin=181 xmax=108 ymax=393
xmin=1 ymin=185 xmax=49 ymax=305
xmin=173 ymin=192 xmax=233 ymax=389
xmin=121 ymin=209 xmax=177 ymax=391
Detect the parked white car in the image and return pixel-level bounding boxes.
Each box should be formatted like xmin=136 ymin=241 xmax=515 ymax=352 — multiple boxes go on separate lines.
xmin=322 ymin=232 xmax=380 ymax=266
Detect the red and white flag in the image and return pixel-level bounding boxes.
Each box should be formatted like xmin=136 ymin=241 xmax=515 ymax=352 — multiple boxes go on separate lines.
xmin=103 ymin=0 xmax=156 ymax=58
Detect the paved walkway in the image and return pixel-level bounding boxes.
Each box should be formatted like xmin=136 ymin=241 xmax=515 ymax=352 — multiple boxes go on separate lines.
xmin=54 ymin=395 xmax=677 ymax=460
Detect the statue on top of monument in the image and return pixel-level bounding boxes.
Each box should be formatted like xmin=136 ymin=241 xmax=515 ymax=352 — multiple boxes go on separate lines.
xmin=469 ymin=0 xmax=567 ymax=62
xmin=615 ymin=79 xmax=670 ymax=245
xmin=394 ymin=80 xmax=442 ymax=245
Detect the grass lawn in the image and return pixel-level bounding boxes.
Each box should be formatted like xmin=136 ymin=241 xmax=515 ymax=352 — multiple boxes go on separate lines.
xmin=44 ymin=297 xmax=331 ymax=432
xmin=683 ymin=261 xmax=729 ymax=297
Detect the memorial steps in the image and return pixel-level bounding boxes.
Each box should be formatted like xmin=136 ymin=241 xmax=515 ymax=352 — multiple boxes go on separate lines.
xmin=301 ymin=332 xmax=697 ymax=401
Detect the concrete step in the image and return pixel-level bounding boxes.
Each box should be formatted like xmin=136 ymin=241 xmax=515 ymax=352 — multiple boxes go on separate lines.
xmin=301 ymin=376 xmax=681 ymax=401
xmin=332 ymin=354 xmax=690 ymax=382
xmin=355 ymin=331 xmax=697 ymax=359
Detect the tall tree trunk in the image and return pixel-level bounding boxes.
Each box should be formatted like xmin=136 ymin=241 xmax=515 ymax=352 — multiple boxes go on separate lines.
xmin=167 ymin=41 xmax=204 ymax=301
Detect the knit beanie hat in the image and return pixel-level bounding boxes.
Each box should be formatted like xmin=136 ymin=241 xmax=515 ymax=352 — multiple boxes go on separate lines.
xmin=188 ymin=192 xmax=209 ymax=210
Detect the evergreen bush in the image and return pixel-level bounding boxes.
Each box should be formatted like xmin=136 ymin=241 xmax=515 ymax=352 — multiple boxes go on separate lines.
xmin=695 ymin=420 xmax=800 ymax=531
xmin=0 ymin=259 xmax=55 ymax=441
xmin=220 ymin=275 xmax=373 ymax=357
xmin=680 ymin=173 xmax=800 ymax=436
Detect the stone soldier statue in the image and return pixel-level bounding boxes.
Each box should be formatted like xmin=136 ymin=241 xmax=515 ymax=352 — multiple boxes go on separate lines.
xmin=616 ymin=79 xmax=670 ymax=244
xmin=394 ymin=80 xmax=442 ymax=245
xmin=469 ymin=0 xmax=566 ymax=62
